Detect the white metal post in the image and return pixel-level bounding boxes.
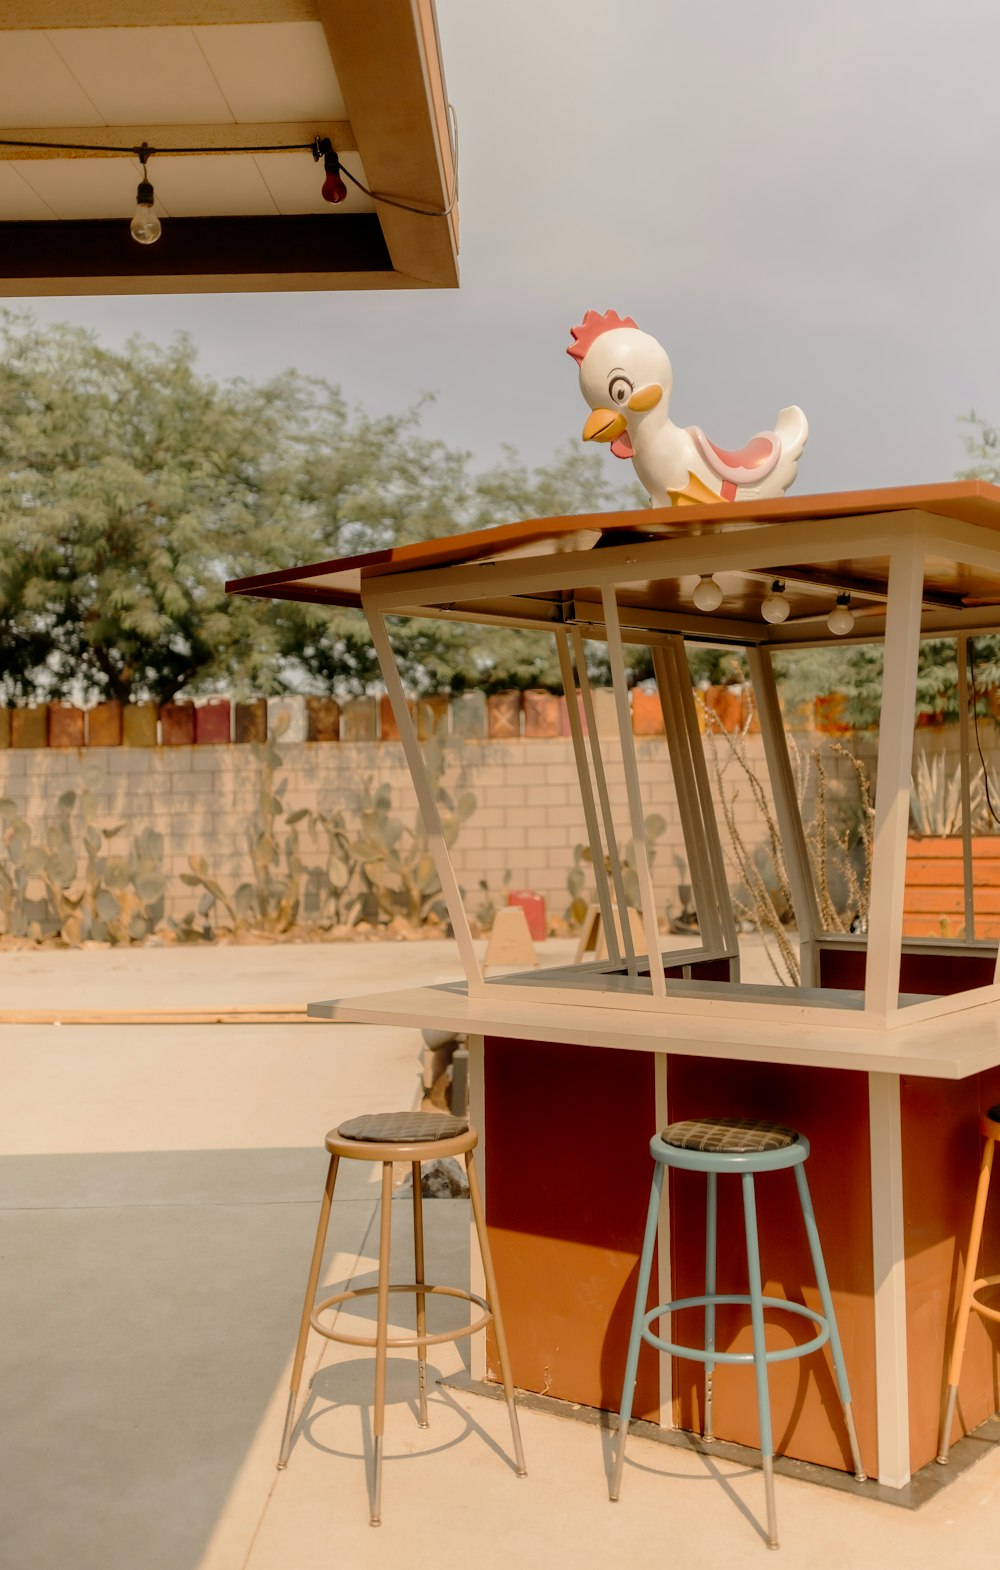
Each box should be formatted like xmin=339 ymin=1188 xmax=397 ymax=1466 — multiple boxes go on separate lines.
xmin=556 ymin=630 xmax=621 ymax=963
xmin=671 ymin=639 xmax=740 ymax=956
xmin=747 ymin=645 xmax=822 ymax=987
xmin=365 ymin=604 xmax=485 ymax=993
xmin=956 ymin=634 xmax=976 ymax=943
xmin=864 ymin=535 xmax=924 ymax=1020
xmin=868 ymin=1070 xmax=910 ymax=1487
xmin=571 ymin=627 xmax=637 ymax=969
xmin=467 ymin=1032 xmax=487 ymax=1380
xmin=654 ymin=1050 xmax=673 ymax=1427
xmin=651 ymin=643 xmax=724 ymax=953
xmin=601 ymin=586 xmax=667 ymax=997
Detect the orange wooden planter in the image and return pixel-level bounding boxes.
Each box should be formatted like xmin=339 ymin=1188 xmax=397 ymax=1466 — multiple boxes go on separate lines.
xmin=234 ymin=699 xmax=267 ymax=744
xmin=815 ymin=692 xmax=851 ymax=734
xmin=306 ymin=695 xmax=340 ymax=742
xmin=48 ymin=704 xmax=85 ymax=748
xmin=523 ymin=689 xmax=559 ymax=738
xmin=487 ymin=691 xmax=521 ymax=739
xmin=161 ymin=703 xmax=195 ymax=746
xmin=122 ymin=703 xmax=158 ymax=747
xmin=11 ymin=707 xmax=47 ymax=749
xmin=631 ymin=688 xmax=665 ymax=736
xmin=904 ymin=835 xmax=1000 ymax=938
xmin=87 ymin=700 xmax=122 ymax=747
xmin=0 ymin=709 xmax=9 ymax=749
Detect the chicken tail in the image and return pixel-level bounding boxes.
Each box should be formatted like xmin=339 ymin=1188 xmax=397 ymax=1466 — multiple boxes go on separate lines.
xmin=737 ymin=405 xmax=809 ymax=499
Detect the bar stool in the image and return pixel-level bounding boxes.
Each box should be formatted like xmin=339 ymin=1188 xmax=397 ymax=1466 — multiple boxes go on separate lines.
xmin=278 ymin=1110 xmax=526 ymax=1524
xmin=611 ymin=1117 xmax=866 ymax=1549
xmin=938 ymin=1104 xmax=1000 ymax=1463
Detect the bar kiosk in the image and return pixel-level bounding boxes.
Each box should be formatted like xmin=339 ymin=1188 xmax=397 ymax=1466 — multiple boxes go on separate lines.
xmin=228 ymin=481 xmax=1000 ymax=1490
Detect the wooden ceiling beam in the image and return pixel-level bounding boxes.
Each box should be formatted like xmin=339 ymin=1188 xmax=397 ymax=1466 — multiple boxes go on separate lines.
xmin=316 ymin=0 xmax=458 ymax=287
xmin=0 ymin=1 xmax=317 ymax=25
xmin=0 ymin=121 xmax=355 ymax=158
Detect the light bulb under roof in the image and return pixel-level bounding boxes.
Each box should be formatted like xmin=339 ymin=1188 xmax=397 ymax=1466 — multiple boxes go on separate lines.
xmin=761 ymin=580 xmax=790 ymax=624
xmin=692 ymin=574 xmax=723 ymax=612
xmin=130 ymin=144 xmax=161 ymax=245
xmin=827 ymin=593 xmax=855 ymax=636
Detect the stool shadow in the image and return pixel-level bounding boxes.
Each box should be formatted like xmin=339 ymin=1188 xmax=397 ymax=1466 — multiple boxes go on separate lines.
xmin=595 ymin=1413 xmax=768 ymax=1546
xmin=287 ymin=1355 xmax=521 ymax=1514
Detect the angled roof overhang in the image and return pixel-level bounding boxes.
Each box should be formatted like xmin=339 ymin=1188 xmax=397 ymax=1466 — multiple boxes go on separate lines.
xmin=0 ymin=0 xmax=458 ymax=295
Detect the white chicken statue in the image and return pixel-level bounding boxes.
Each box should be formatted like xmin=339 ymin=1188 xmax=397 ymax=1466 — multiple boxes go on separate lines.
xmin=567 ymin=310 xmax=808 ymax=506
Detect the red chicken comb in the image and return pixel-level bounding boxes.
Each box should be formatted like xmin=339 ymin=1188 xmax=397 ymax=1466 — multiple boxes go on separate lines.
xmin=566 ymin=309 xmax=639 ymax=363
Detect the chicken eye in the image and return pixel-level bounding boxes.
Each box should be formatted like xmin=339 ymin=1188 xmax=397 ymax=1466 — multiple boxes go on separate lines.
xmin=608 ymin=374 xmax=633 ymax=405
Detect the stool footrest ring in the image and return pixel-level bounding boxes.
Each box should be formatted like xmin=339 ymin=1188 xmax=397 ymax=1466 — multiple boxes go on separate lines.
xmin=640 ymin=1294 xmax=831 ymax=1366
xmin=311 ymin=1282 xmax=492 ymax=1349
xmin=971 ymin=1275 xmax=1000 ymax=1325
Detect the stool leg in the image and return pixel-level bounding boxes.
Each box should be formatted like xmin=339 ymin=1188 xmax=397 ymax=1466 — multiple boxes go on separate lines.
xmin=610 ymin=1162 xmax=664 ymax=1502
xmin=742 ymin=1172 xmax=778 ymax=1550
xmin=411 ymin=1160 xmax=429 ymax=1428
xmin=466 ymin=1149 xmax=527 ymax=1477
xmin=371 ymin=1161 xmax=394 ymax=1527
xmin=792 ymin=1162 xmax=866 ymax=1481
xmin=278 ymin=1154 xmax=340 ymax=1468
xmin=704 ymin=1170 xmax=717 ymax=1442
xmin=939 ymin=1136 xmax=995 ymax=1463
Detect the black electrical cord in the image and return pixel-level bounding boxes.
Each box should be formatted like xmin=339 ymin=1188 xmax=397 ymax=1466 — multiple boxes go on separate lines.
xmin=0 ymin=112 xmax=459 ymax=219
xmin=968 ymin=637 xmax=1000 ymax=826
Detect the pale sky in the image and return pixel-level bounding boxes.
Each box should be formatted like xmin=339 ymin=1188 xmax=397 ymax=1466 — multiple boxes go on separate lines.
xmin=13 ymin=0 xmax=1000 ymax=497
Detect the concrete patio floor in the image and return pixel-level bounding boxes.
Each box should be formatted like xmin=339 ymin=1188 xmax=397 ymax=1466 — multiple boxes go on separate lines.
xmin=2 ymin=937 xmax=999 ymax=1569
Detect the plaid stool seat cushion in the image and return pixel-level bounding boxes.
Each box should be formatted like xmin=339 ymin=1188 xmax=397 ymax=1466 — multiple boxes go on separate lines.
xmin=337 ymin=1111 xmax=469 ymax=1143
xmin=662 ymin=1116 xmax=798 ymax=1153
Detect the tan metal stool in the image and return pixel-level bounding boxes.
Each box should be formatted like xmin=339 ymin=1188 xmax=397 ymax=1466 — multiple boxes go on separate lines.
xmin=938 ymin=1105 xmax=1000 ymax=1463
xmin=278 ymin=1110 xmax=526 ymax=1524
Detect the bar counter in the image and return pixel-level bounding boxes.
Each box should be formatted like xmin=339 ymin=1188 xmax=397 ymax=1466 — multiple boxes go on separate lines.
xmin=310 ymin=977 xmax=1000 ymax=1490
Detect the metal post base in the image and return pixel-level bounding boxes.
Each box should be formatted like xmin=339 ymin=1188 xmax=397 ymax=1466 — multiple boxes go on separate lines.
xmin=370 ymin=1436 xmax=383 ymax=1527
xmin=609 ymin=1415 xmax=628 ymax=1501
xmin=277 ymin=1389 xmax=298 ymax=1469
xmin=704 ymin=1373 xmax=715 ymax=1443
xmin=508 ymin=1397 xmax=527 ymax=1477
xmin=937 ymin=1383 xmax=960 ymax=1464
xmin=844 ymin=1402 xmax=867 ymax=1482
xmin=762 ymin=1454 xmax=779 ymax=1550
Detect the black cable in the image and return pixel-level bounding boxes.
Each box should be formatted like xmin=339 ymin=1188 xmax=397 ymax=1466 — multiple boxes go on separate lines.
xmin=0 ymin=123 xmax=459 ymax=219
xmin=968 ymin=637 xmax=1000 ymax=825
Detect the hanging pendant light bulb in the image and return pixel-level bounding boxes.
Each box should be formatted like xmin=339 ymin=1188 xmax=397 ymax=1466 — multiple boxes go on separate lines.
xmin=692 ymin=574 xmax=723 ymax=612
xmin=130 ymin=143 xmax=161 ymax=245
xmin=312 ymin=137 xmax=348 ymax=203
xmin=827 ymin=593 xmax=855 ymax=636
xmin=761 ymin=580 xmax=790 ymax=624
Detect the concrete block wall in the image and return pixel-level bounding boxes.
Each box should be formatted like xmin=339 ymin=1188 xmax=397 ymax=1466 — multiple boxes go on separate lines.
xmin=0 ymin=732 xmax=779 ymax=929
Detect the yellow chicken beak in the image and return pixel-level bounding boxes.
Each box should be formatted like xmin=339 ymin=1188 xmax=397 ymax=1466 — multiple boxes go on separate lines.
xmin=583 ymin=407 xmax=627 ymax=443
xmin=627 ymin=384 xmax=662 ymax=412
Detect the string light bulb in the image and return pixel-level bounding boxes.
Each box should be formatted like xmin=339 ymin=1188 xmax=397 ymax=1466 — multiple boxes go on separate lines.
xmin=130 ymin=143 xmax=161 ymax=245
xmin=761 ymin=580 xmax=790 ymax=624
xmin=314 ymin=137 xmax=348 ymax=203
xmin=692 ymin=574 xmax=723 ymax=612
xmin=827 ymin=593 xmax=855 ymax=636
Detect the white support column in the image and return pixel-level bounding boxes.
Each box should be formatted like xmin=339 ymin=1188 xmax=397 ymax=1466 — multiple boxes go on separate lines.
xmin=747 ymin=645 xmax=822 ymax=987
xmin=556 ymin=629 xmax=620 ymax=964
xmin=601 ymin=586 xmax=667 ymax=996
xmin=956 ymin=634 xmax=976 ymax=944
xmin=654 ymin=1051 xmax=673 ymax=1426
xmin=671 ymin=639 xmax=740 ymax=955
xmin=467 ymin=1032 xmax=487 ymax=1380
xmin=651 ymin=644 xmax=723 ymax=953
xmin=868 ymin=1071 xmax=910 ymax=1487
xmin=366 ymin=604 xmax=485 ymax=994
xmin=571 ymin=626 xmax=637 ymax=969
xmin=864 ymin=535 xmax=924 ymax=1020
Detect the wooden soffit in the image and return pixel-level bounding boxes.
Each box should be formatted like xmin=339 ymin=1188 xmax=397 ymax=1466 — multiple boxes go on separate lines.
xmin=0 ymin=0 xmax=458 ymax=295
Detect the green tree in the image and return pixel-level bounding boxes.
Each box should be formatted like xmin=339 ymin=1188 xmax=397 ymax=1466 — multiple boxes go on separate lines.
xmin=0 ymin=313 xmax=642 ymax=704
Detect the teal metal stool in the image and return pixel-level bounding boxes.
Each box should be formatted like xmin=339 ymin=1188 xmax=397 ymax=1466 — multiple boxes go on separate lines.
xmin=611 ymin=1117 xmax=866 ymax=1549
